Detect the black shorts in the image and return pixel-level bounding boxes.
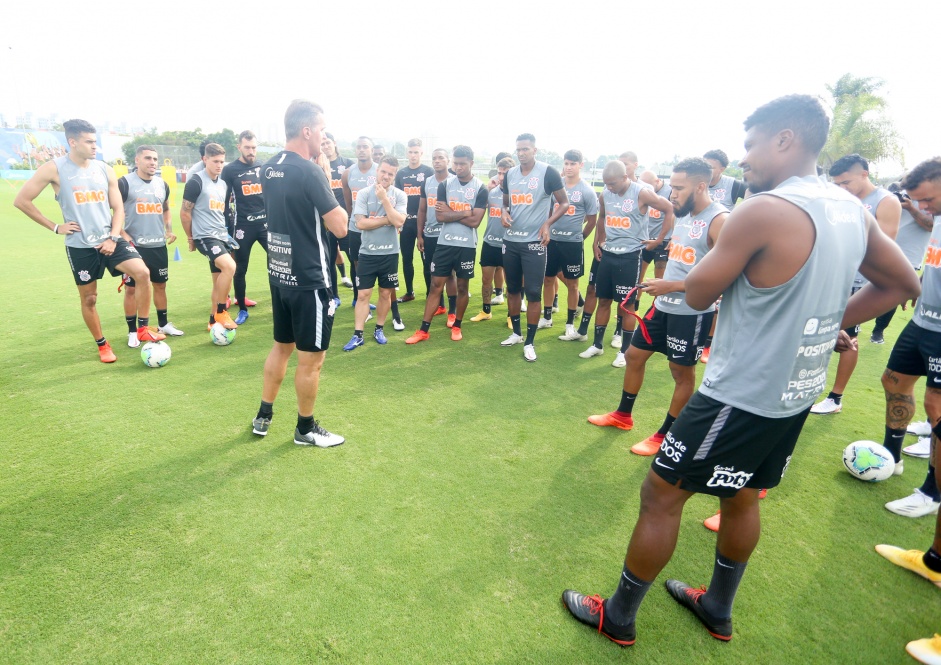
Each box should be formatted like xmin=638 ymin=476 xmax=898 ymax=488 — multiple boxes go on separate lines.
xmin=336 ymin=231 xmax=350 ymax=253
xmin=234 ymin=223 xmax=268 ymax=249
xmin=480 ymin=243 xmax=503 ymax=268
xmin=887 ymin=320 xmax=941 ymax=383
xmin=545 ymin=240 xmax=584 ymax=279
xmin=66 ymin=239 xmax=141 ymax=286
xmin=641 ymin=239 xmax=670 ymax=264
xmin=270 ymin=285 xmax=335 ymax=353
xmin=348 ymin=231 xmax=362 ymax=262
xmin=502 ymin=240 xmax=547 ymax=298
xmin=844 ymin=286 xmax=862 ymax=337
xmin=194 ymin=237 xmax=234 ymax=274
xmin=651 ymin=392 xmax=810 ymax=498
xmin=630 ymin=305 xmax=714 ymax=366
xmin=422 ymin=234 xmax=439 ymax=266
xmin=588 ymin=256 xmax=599 ymax=286
xmin=356 ymin=253 xmax=400 ymax=290
xmin=595 ymin=249 xmax=641 ymax=300
xmin=123 ymin=245 xmax=169 ymax=287
xmin=432 ymin=244 xmax=476 ymax=279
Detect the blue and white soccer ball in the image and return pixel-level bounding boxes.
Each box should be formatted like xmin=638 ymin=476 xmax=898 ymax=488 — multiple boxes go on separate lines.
xmin=842 ymin=440 xmax=895 ymax=482
xmin=209 ymin=322 xmax=236 ymax=346
xmin=140 ymin=341 xmax=172 ymax=367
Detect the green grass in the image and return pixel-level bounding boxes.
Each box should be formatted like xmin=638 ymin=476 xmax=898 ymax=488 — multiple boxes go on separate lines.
xmin=0 ymin=181 xmax=936 ymax=664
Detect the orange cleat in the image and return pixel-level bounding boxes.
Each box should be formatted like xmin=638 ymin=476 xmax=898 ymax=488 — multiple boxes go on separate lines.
xmin=704 ymin=512 xmax=721 ymax=532
xmin=137 ymin=326 xmax=166 ymax=342
xmin=700 ymin=347 xmax=711 ymax=364
xmin=243 ymin=298 xmax=257 ymax=307
xmin=631 ymin=432 xmax=664 ymax=456
xmin=433 ymin=306 xmax=447 ymax=316
xmin=587 ymin=411 xmax=634 ymax=430
xmin=451 ymin=326 xmax=463 ymax=341
xmin=98 ymin=342 xmax=117 ymax=363
xmin=405 ymin=330 xmax=430 ymax=345
xmin=446 ymin=313 xmax=456 ymax=328
xmin=214 ymin=309 xmax=238 ymax=330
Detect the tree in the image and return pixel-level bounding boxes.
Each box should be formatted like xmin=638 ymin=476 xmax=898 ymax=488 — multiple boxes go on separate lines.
xmin=819 ymin=74 xmax=901 ymax=170
xmin=205 ymin=128 xmax=238 ymax=157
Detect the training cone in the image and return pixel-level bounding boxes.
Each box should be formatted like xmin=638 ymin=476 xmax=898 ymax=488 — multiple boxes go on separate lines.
xmin=173 ymin=247 xmax=182 ymax=261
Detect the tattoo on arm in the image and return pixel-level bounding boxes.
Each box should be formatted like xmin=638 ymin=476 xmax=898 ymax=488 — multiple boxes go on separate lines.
xmin=181 ymin=201 xmax=195 ymax=212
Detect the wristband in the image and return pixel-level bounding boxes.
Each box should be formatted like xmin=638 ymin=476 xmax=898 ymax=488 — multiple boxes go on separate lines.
xmin=53 ymin=225 xmax=59 ymax=234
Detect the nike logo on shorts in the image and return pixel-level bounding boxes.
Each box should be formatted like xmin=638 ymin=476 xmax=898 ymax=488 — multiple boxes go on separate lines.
xmin=654 ymin=458 xmax=674 ymax=471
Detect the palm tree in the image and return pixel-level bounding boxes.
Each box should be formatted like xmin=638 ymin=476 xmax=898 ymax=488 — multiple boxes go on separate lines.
xmin=819 ymin=74 xmax=901 ymax=170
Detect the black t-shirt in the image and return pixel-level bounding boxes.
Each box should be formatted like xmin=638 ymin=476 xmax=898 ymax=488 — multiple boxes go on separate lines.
xmin=395 ymin=164 xmax=435 ymax=217
xmin=436 ymin=178 xmax=490 ymax=209
xmin=182 ymin=177 xmax=203 ymax=203
xmin=329 ymin=155 xmax=354 ymax=208
xmin=221 ymin=160 xmax=267 ymax=226
xmin=118 ymin=176 xmax=170 ymax=203
xmin=262 ymin=151 xmax=339 ymax=290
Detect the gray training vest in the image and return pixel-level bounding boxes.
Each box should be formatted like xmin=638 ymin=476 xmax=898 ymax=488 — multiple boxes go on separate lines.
xmin=708 ymin=174 xmax=737 ymax=211
xmin=551 ymin=179 xmax=598 ymax=243
xmin=122 ymin=171 xmax=168 ymax=247
xmin=483 ymin=186 xmax=505 ymax=247
xmin=647 ymin=182 xmax=673 ymax=241
xmin=54 ymin=155 xmax=112 ymax=249
xmin=853 ymin=187 xmax=893 ymax=287
xmin=913 ymin=221 xmax=941 ymax=333
xmin=655 ymin=201 xmax=726 ymax=316
xmin=423 ymin=174 xmax=451 ymax=237
xmin=699 ymin=175 xmax=868 ymax=418
xmin=895 ymin=205 xmax=932 ymax=269
xmin=355 ymin=184 xmax=407 ymax=256
xmin=601 ymin=180 xmax=651 ymax=254
xmin=504 ymin=161 xmax=555 ymax=243
xmin=190 ymin=170 xmax=228 ymax=240
xmin=346 ymin=163 xmax=378 ymax=234
xmin=439 ymin=176 xmax=485 ymax=248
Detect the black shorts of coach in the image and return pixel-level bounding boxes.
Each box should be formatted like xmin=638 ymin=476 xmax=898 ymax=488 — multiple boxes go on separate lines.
xmin=432 ymin=244 xmax=476 ymax=279
xmin=194 ymin=237 xmax=235 ymax=274
xmin=66 ymin=239 xmax=140 ymax=286
xmin=122 ymin=245 xmax=169 ymax=287
xmin=651 ymin=392 xmax=810 ymax=497
xmin=595 ymin=249 xmax=641 ymax=300
xmin=479 ymin=242 xmax=503 ymax=268
xmin=630 ymin=305 xmax=714 ymax=366
xmin=545 ymin=239 xmax=584 ymax=280
xmin=356 ymin=253 xmax=400 ymax=290
xmin=641 ymin=239 xmax=670 ymax=265
xmin=270 ymin=285 xmax=335 ymax=353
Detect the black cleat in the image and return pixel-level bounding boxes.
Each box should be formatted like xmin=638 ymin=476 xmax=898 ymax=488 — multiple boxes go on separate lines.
xmin=561 ymin=590 xmax=636 ymax=646
xmin=870 ymin=331 xmax=885 ymax=344
xmin=664 ymin=579 xmax=732 ymax=641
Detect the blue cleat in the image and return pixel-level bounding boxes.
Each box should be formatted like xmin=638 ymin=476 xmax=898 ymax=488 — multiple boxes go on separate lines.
xmin=333 ymin=296 xmax=341 ymax=309
xmin=369 ymin=303 xmax=377 ymax=311
xmin=342 ymin=335 xmax=365 ymax=352
xmin=374 ymin=328 xmax=388 ymax=345
xmin=235 ymin=310 xmax=249 ymax=325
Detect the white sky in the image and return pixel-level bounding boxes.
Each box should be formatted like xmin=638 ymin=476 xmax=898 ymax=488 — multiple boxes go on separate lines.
xmin=2 ymin=0 xmax=936 ymax=174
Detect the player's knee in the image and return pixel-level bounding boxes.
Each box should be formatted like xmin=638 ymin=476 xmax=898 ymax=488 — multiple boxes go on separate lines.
xmin=524 ymin=288 xmax=541 ymax=302
xmin=638 ymin=472 xmax=682 ymax=516
xmin=81 ymin=291 xmax=98 ymax=308
xmin=924 ymin=387 xmax=941 ymax=421
xmin=457 ymin=282 xmax=469 ymax=297
xmin=669 ymin=364 xmax=696 ymax=385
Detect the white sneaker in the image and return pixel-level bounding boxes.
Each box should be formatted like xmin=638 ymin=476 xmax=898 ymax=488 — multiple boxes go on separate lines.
xmin=579 ymin=345 xmax=604 ymax=359
xmin=551 ymin=305 xmax=559 ymax=313
xmin=158 ymin=322 xmax=185 ymax=336
xmin=501 ymin=333 xmax=524 ymax=346
xmin=558 ymin=325 xmax=587 ymax=342
xmin=810 ymin=397 xmax=842 ymax=414
xmin=366 ymin=312 xmax=373 ymax=322
xmin=392 ymin=318 xmax=406 ymax=331
xmin=492 ymin=294 xmax=505 ymax=305
xmin=341 ymin=277 xmax=354 ymax=289
xmin=904 ymin=436 xmax=932 ymax=458
xmin=612 ymin=352 xmax=626 ymax=368
xmin=575 ymin=304 xmax=584 ymax=321
xmin=520 ymin=300 xmax=527 ymax=312
xmin=537 ymin=317 xmax=553 ymax=329
xmin=127 ymin=332 xmax=141 ymax=348
xmin=523 ymin=344 xmax=537 ymax=362
xmin=610 ymin=334 xmax=622 ymax=349
xmin=885 ymin=488 xmax=941 ymax=518
xmin=907 ymin=420 xmax=932 ymax=437
xmin=294 ymin=422 xmax=345 ymax=448
xmin=894 ymin=459 xmax=904 ymax=476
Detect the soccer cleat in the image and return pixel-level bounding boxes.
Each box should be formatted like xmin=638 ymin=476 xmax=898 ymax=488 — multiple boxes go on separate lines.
xmin=575 ymin=304 xmax=584 ymax=321
xmin=537 ymin=317 xmax=553 ymax=329
xmin=252 ymin=417 xmax=271 ymax=437
xmin=366 ymin=312 xmax=373 ymax=322
xmin=342 ymin=335 xmax=365 ymax=351
xmin=451 ymin=326 xmax=463 ymax=342
xmin=704 ymin=512 xmax=722 ymax=533
xmin=612 ymin=352 xmax=626 ymax=368
xmin=392 ymin=318 xmax=406 ymax=331
xmin=507 ymin=317 xmax=513 ymax=330
xmin=700 ymin=346 xmax=711 ymax=364
xmin=875 ymin=545 xmax=941 ymax=587
xmin=908 ymin=420 xmax=932 ymax=437
xmin=369 ymin=303 xmax=377 ymax=311
xmin=501 ymin=333 xmax=524 ymax=347
xmin=588 ymin=411 xmax=634 ymax=430
xmin=552 ymin=304 xmax=559 ymax=313
xmin=226 ymin=296 xmax=232 ymax=309
xmin=214 ymin=310 xmax=238 ymax=330
xmin=810 ymin=397 xmax=842 ymax=415
xmin=433 ymin=306 xmax=447 ymax=316
xmin=243 ymin=298 xmax=257 ymax=307
xmin=894 ymin=459 xmax=905 ymax=476
xmin=631 ymin=432 xmax=664 ymax=456
xmin=137 ymin=326 xmax=167 ymax=342
xmin=870 ymin=330 xmax=885 ymax=344
xmin=98 ymin=342 xmax=117 ymax=363
xmin=904 ymin=437 xmax=931 ymax=458
xmin=492 ymin=293 xmax=505 ymax=305
xmin=341 ymin=276 xmax=354 ymax=289
xmin=397 ymin=292 xmax=415 ymax=303
xmin=579 ymin=345 xmax=604 ymax=359
xmin=333 ymin=296 xmax=342 ymax=309
xmin=235 ymin=310 xmax=249 ymax=325
xmin=560 ymin=590 xmax=636 ymax=647
xmin=523 ymin=344 xmax=537 ymax=362
xmin=447 ymin=313 xmax=456 ymax=328
xmin=158 ymin=322 xmax=184 ymax=336
xmin=520 ymin=300 xmax=527 ymax=312
xmin=610 ymin=333 xmax=622 ymax=349
xmin=293 ymin=422 xmax=345 ymax=448
xmin=470 ymin=311 xmax=492 ymax=322
xmin=559 ymin=325 xmax=588 ymax=342
xmin=907 ymin=634 xmax=941 ymax=665
xmin=127 ymin=331 xmax=141 ymax=348
xmin=405 ymin=330 xmax=430 ymax=345
xmin=664 ymin=580 xmax=733 ymax=641
xmin=885 ymin=489 xmax=940 ymax=518
xmin=374 ymin=329 xmax=388 ymax=345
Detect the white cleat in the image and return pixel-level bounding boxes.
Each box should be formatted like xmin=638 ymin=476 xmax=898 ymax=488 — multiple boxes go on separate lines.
xmin=520 ymin=300 xmax=528 ymax=312
xmin=127 ymin=331 xmax=141 ymax=348
xmin=558 ymin=325 xmax=587 ymax=342
xmin=904 ymin=437 xmax=932 ymax=459
xmin=392 ymin=318 xmax=406 ymax=331
xmin=523 ymin=344 xmax=537 ymax=362
xmin=537 ymin=317 xmax=553 ymax=329
xmin=492 ymin=294 xmax=505 ymax=305
xmin=575 ymin=304 xmax=584 ymax=321
xmin=158 ymin=322 xmax=185 ymax=336
xmin=612 ymin=352 xmax=626 ymax=368
xmin=885 ymin=489 xmax=941 ymax=518
xmin=341 ymin=277 xmax=354 ymax=289
xmin=907 ymin=420 xmax=932 ymax=437
xmin=610 ymin=334 xmax=622 ymax=349
xmin=366 ymin=312 xmax=373 ymax=322
xmin=501 ymin=333 xmax=525 ymax=347
xmin=294 ymin=422 xmax=345 ymax=448
xmin=894 ymin=459 xmax=905 ymax=476
xmin=579 ymin=345 xmax=604 ymax=359
xmin=551 ymin=305 xmax=559 ymax=313
xmin=810 ymin=397 xmax=842 ymax=414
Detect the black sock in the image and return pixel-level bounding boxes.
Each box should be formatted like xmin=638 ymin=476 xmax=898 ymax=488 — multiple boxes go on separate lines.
xmin=577 ymin=292 xmax=584 ymax=307
xmin=483 ymin=303 xmax=492 ymax=314
xmin=617 ymin=391 xmax=637 ymax=415
xmin=511 ymin=315 xmax=521 ymax=336
xmin=604 ymin=564 xmax=652 ymax=626
xmin=657 ymin=413 xmax=676 ymax=436
xmin=525 ymin=323 xmax=537 ymax=345
xmin=621 ymin=329 xmax=632 ymax=352
xmin=297 ymin=414 xmax=314 ymax=435
xmin=257 ymin=400 xmax=273 ymax=420
xmin=593 ymin=325 xmax=606 ymax=349
xmin=566 ymin=308 xmax=577 ymax=325
xmin=578 ymin=312 xmax=592 ymax=336
xmin=919 ymin=465 xmax=940 ymax=502
xmin=138 ymin=316 xmax=149 ymax=329
xmin=439 ymin=293 xmax=445 ymax=309
xmin=700 ymin=550 xmax=748 ymax=620
xmin=374 ymin=324 xmax=383 ymax=332
xmin=156 ymin=309 xmax=168 ymax=328
xmin=125 ymin=315 xmax=137 ymax=333
xmin=216 ymin=303 xmax=226 ymax=314
xmin=704 ymin=336 xmax=713 ymax=349
xmin=494 ymin=287 xmax=503 ymax=296
xmin=453 ymin=319 xmax=462 ymax=329
xmin=354 ymin=329 xmax=364 ymax=339
xmin=448 ymin=295 xmax=457 ymax=314
xmin=209 ymin=314 xmax=216 ymax=325
xmin=338 ymin=264 xmax=346 ymax=278
xmin=883 ymin=425 xmax=906 ymax=462
xmin=543 ymin=306 xmax=553 ymax=320
xmin=827 ymin=391 xmax=843 ymax=405
xmin=614 ymin=315 xmax=623 ymax=336
xmin=391 ymin=299 xmax=401 ymax=321
xmin=924 ymin=548 xmax=941 ymax=573
xmin=420 ymin=320 xmax=431 ymax=333
xmin=95 ymin=337 xmax=107 ymax=347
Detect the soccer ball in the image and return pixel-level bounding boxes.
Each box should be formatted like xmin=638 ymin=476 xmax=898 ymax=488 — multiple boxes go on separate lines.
xmin=209 ymin=322 xmax=237 ymax=346
xmin=140 ymin=341 xmax=172 ymax=367
xmin=842 ymin=440 xmax=895 ymax=482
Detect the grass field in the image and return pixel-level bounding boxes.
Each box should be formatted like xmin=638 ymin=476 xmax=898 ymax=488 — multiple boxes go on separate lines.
xmin=0 ymin=181 xmax=936 ymax=664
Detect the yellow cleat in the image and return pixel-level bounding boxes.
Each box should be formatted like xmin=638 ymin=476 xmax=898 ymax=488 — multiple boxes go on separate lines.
xmin=470 ymin=311 xmax=492 ymax=322
xmin=907 ymin=634 xmax=941 ymax=665
xmin=875 ymin=545 xmax=941 ymax=587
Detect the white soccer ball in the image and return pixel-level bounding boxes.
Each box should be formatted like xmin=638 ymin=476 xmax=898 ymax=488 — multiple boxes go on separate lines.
xmin=842 ymin=440 xmax=895 ymax=482
xmin=209 ymin=322 xmax=236 ymax=346
xmin=140 ymin=341 xmax=172 ymax=367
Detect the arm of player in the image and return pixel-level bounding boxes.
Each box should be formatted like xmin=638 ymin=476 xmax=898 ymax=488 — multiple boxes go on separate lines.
xmin=875 ymin=194 xmax=902 ymax=240
xmin=582 ymin=213 xmax=598 ymax=240
xmin=180 ymin=200 xmax=195 ymax=251
xmin=341 ymin=170 xmax=353 ymax=215
xmin=903 ymin=198 xmax=935 ymax=231
xmin=593 ymin=194 xmax=606 ymax=261
xmin=97 ymin=165 xmax=124 ymax=255
xmin=417 ymin=198 xmax=427 ymax=252
xmin=645 ymin=211 xmax=729 ymax=296
xmin=456 ymin=186 xmax=490 ymax=229
xmin=13 ymin=162 xmax=80 ymax=235
xmin=323 ymin=207 xmax=348 ymax=238
xmin=222 ymin=170 xmax=234 ymax=230
xmin=539 ymin=188 xmax=570 ymax=245
xmin=501 ymin=182 xmax=513 ymax=228
xmin=641 ymin=189 xmax=675 ymax=248
xmin=163 ymin=183 xmax=175 ymax=244
xmin=355 ymin=214 xmax=390 ymax=231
